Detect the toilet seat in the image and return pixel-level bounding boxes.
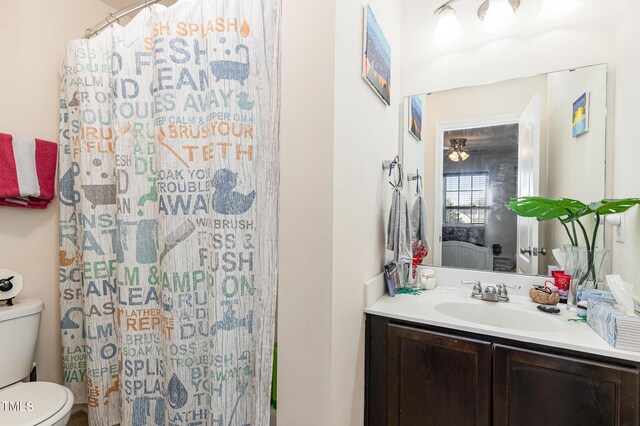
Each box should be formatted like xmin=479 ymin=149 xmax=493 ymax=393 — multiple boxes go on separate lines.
xmin=0 ymin=381 xmax=73 ymax=426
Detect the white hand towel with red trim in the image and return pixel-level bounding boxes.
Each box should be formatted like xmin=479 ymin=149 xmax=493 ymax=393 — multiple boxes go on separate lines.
xmin=0 ymin=133 xmax=58 ymax=209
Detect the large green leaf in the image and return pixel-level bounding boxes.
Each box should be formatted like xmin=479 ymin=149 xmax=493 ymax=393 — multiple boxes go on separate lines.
xmin=506 ymin=197 xmax=586 ymax=221
xmin=563 ymin=198 xmax=640 ymax=222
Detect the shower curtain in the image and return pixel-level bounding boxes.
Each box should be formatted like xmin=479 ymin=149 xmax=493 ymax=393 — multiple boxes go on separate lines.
xmin=58 ymin=1 xmax=280 ymax=425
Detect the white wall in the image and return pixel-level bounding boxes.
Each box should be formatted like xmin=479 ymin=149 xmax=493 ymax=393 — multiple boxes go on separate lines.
xmin=278 ymin=0 xmax=336 ymax=423
xmin=332 ymin=1 xmax=403 ymax=425
xmin=0 ymin=0 xmax=115 ymax=386
xmin=611 ymin=0 xmax=640 ymax=285
xmin=401 ymin=0 xmax=615 ymax=94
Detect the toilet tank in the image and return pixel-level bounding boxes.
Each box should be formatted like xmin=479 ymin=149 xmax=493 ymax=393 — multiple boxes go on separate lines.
xmin=0 ymin=299 xmax=44 ymax=387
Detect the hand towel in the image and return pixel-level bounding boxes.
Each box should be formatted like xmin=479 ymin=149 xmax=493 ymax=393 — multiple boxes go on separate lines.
xmin=387 ymin=188 xmax=413 ymax=266
xmin=0 ymin=133 xmax=58 ymax=209
xmin=410 ymin=194 xmax=430 ymax=251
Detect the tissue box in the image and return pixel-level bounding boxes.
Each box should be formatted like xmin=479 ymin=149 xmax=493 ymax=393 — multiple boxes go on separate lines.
xmin=577 ymin=288 xmax=616 ymax=303
xmin=575 ymin=288 xmax=640 ymax=316
xmin=587 ymin=301 xmax=640 ymax=351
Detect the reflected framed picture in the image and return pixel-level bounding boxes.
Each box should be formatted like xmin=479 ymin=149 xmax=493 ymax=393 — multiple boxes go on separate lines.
xmin=362 ymin=4 xmax=391 ymax=105
xmin=572 ymin=92 xmax=590 ymax=138
xmin=409 ymin=95 xmax=423 ymax=141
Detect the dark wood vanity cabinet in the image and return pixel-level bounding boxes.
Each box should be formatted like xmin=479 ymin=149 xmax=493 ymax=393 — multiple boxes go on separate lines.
xmin=366 ymin=315 xmax=640 ymax=426
xmin=493 ymin=345 xmax=640 ymax=426
xmin=387 ymin=323 xmax=492 ymax=426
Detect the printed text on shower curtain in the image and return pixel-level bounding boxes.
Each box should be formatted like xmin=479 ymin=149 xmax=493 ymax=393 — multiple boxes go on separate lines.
xmin=58 ymin=1 xmax=280 ymax=424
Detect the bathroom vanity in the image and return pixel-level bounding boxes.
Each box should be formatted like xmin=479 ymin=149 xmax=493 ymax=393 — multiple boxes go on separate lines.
xmin=364 ymin=278 xmax=640 ymax=426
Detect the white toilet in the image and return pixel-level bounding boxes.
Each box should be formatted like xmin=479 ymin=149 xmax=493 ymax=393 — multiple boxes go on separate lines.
xmin=0 ymin=299 xmax=74 ymax=426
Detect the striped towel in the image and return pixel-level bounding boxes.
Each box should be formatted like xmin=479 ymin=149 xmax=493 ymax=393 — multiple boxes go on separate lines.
xmin=0 ymin=133 xmax=58 ymax=209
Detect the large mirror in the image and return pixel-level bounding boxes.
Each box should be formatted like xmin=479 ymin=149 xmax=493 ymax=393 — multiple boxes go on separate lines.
xmin=401 ymin=64 xmax=607 ymax=276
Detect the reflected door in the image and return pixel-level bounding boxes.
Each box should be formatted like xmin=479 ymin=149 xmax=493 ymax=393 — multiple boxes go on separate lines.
xmin=516 ymin=95 xmax=541 ymax=274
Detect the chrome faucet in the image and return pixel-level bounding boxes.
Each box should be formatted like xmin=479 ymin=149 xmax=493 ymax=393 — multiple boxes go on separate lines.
xmin=462 ymin=281 xmax=521 ymax=302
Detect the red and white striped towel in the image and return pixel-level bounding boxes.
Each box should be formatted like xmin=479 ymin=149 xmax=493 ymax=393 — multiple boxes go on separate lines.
xmin=0 ymin=133 xmax=58 ymax=209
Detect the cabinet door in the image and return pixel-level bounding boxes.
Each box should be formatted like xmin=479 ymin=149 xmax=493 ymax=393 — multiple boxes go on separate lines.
xmin=387 ymin=324 xmax=492 ymax=426
xmin=494 ymin=345 xmax=640 ymax=426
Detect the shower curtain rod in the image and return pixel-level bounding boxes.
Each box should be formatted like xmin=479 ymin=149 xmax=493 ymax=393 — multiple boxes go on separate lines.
xmin=85 ymin=0 xmax=165 ymax=39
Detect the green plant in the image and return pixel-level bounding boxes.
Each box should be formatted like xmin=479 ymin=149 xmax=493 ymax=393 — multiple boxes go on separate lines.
xmin=506 ymin=197 xmax=640 ymax=287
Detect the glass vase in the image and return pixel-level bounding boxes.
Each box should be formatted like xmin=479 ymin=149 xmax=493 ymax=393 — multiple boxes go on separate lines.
xmin=563 ymin=244 xmax=609 ymax=306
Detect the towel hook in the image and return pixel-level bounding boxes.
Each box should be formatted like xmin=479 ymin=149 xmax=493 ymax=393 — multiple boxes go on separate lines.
xmin=407 ymin=170 xmax=422 ymax=195
xmin=389 ymin=162 xmax=404 ymax=189
xmin=382 ymin=155 xmax=400 ymax=177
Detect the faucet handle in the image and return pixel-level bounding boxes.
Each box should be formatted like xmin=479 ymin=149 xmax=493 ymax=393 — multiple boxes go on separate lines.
xmin=497 ymin=283 xmax=521 ymax=290
xmin=462 ymin=280 xmax=483 ymax=298
xmin=496 ymin=283 xmax=520 ymax=302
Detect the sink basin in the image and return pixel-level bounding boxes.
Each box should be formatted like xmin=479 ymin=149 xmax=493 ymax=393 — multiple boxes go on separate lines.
xmin=434 ymin=300 xmax=564 ymax=332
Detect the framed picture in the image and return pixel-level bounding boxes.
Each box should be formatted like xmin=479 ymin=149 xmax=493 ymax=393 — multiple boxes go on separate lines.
xmin=572 ymin=92 xmax=590 ymax=138
xmin=409 ymin=95 xmax=423 ymax=141
xmin=362 ymin=4 xmax=391 ymax=105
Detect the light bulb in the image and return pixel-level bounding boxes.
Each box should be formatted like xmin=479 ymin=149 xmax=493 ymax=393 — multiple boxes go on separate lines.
xmin=432 ymin=5 xmax=463 ymax=46
xmin=482 ymin=0 xmax=515 ymax=34
xmin=537 ymin=0 xmax=585 ymax=24
xmin=460 ymin=151 xmax=470 ymax=161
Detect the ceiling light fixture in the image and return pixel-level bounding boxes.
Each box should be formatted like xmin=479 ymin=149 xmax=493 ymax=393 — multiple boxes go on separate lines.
xmin=448 ymin=138 xmax=470 ymax=162
xmin=433 ymin=3 xmax=463 ymax=46
xmin=478 ymin=0 xmax=520 ymax=34
xmin=537 ymin=0 xmax=585 ymax=24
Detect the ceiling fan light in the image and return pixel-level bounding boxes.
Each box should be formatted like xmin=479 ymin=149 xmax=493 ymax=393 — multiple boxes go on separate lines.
xmin=482 ymin=0 xmax=516 ymax=33
xmin=433 ymin=5 xmax=463 ymax=46
xmin=537 ymin=0 xmax=585 ymax=24
xmin=460 ymin=151 xmax=470 ymax=161
xmin=448 ymin=151 xmax=460 ymax=162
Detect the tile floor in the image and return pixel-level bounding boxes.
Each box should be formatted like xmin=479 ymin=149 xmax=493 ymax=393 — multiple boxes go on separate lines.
xmin=68 ymin=411 xmax=88 ymax=426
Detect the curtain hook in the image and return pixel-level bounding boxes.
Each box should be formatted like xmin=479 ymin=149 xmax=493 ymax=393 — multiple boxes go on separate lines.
xmin=145 ymin=0 xmax=152 ymax=9
xmin=85 ymin=28 xmax=93 ymax=39
xmin=106 ymin=13 xmax=119 ymax=27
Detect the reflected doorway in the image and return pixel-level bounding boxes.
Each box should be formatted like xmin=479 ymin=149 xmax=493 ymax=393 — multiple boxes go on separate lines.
xmin=435 ymin=118 xmax=520 ymax=272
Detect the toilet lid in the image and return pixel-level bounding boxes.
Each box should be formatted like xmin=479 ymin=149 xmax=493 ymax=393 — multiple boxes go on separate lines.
xmin=0 ymin=382 xmax=69 ymax=426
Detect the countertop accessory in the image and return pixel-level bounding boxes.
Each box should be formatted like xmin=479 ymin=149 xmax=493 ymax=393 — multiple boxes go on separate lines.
xmin=537 ymin=305 xmax=561 ymax=314
xmin=384 ymin=261 xmax=401 ymax=297
xmin=587 ymin=301 xmax=640 ymax=351
xmin=552 ymin=270 xmax=571 ymax=303
xmin=529 ymin=283 xmax=560 ymax=306
xmin=396 ymin=287 xmax=426 ymax=296
xmin=420 ymin=269 xmax=437 ymax=290
xmin=577 ymin=301 xmax=588 ymax=317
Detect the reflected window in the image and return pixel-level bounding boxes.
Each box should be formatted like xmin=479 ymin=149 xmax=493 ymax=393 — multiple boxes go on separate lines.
xmin=444 ymin=172 xmax=489 ymax=224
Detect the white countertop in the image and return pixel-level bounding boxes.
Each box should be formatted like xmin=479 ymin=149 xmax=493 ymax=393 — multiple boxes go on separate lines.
xmin=366 ymin=285 xmax=640 ymax=364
